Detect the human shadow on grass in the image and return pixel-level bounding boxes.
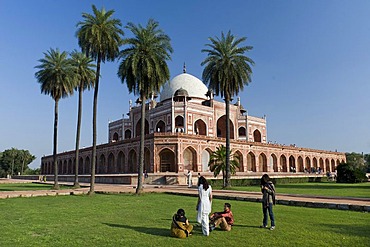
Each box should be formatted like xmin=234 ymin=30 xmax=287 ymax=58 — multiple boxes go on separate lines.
xmin=230 ymin=224 xmax=260 ymax=229
xmin=103 ymin=223 xmax=170 ymax=237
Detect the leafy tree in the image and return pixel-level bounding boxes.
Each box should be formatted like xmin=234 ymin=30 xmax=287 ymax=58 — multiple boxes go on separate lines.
xmin=345 ymin=152 xmax=366 ymax=170
xmin=365 ymin=154 xmax=370 ymax=172
xmin=336 ymin=163 xmax=367 ymax=183
xmin=201 ymin=31 xmax=254 ymax=187
xmin=76 ymin=5 xmax=124 ymax=194
xmin=118 ymin=19 xmax=173 ymax=194
xmin=35 ymin=48 xmax=75 ymax=189
xmin=70 ymin=50 xmax=96 ymax=188
xmin=208 ymin=145 xmax=239 ymax=188
xmin=0 ymin=148 xmax=36 ymax=177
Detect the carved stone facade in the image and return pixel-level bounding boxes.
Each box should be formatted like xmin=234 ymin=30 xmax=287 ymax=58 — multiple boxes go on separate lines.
xmin=41 ymin=72 xmax=345 ymax=175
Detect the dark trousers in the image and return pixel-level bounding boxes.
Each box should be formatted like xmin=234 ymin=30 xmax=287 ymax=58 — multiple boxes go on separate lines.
xmin=262 ymin=203 xmax=275 ymax=227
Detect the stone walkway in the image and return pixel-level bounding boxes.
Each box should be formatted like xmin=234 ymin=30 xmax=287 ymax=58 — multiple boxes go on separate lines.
xmin=0 ymin=179 xmax=369 ymax=212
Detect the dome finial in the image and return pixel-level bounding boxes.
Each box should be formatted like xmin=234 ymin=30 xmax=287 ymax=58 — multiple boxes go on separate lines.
xmin=183 ymin=62 xmax=186 ymax=73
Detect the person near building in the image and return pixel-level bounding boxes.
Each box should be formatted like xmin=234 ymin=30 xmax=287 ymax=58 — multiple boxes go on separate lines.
xmin=170 ymin=208 xmax=193 ymax=238
xmin=209 ymin=203 xmax=234 ymax=231
xmin=186 ymin=170 xmax=192 ymax=188
xmin=196 ymin=176 xmax=212 ymax=236
xmin=260 ymin=174 xmax=276 ymax=230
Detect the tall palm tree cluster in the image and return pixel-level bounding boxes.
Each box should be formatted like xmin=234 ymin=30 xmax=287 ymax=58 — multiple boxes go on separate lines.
xmin=34 ymin=5 xmax=254 ymax=193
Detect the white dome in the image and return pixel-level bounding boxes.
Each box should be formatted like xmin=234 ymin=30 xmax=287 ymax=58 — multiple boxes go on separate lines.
xmin=160 ymin=73 xmax=208 ymax=102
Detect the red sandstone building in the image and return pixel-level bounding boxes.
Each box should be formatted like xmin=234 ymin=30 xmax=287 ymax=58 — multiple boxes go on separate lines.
xmin=41 ymin=71 xmax=345 ymax=178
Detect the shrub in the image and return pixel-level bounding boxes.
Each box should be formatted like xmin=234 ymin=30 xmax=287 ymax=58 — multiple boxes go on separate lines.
xmin=336 ymin=163 xmax=367 ymax=183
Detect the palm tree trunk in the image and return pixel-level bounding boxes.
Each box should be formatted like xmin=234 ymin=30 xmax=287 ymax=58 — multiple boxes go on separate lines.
xmin=53 ymin=99 xmax=60 ymax=190
xmin=136 ymin=94 xmax=146 ymax=194
xmin=225 ymin=95 xmax=231 ymax=188
xmin=89 ymin=55 xmax=101 ymax=195
xmin=73 ymin=85 xmax=83 ymax=188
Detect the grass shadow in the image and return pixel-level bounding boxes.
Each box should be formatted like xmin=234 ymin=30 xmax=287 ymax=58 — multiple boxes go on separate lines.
xmin=103 ymin=223 xmax=170 ymax=237
xmin=232 ymin=224 xmax=261 ymax=229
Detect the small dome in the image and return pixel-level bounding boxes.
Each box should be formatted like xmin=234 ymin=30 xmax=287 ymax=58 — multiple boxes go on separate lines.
xmin=174 ymin=87 xmax=189 ymax=97
xmin=160 ymin=73 xmax=208 ymax=102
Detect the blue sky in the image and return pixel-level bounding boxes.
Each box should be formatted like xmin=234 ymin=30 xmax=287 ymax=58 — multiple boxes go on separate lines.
xmin=1 ymin=0 xmax=369 ymax=169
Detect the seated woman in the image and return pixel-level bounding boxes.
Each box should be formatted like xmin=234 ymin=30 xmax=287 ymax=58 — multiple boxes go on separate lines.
xmin=170 ymin=208 xmax=193 ymax=238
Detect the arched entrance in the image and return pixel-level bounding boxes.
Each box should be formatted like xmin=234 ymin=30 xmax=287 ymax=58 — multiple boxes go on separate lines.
xmin=325 ymin=159 xmax=330 ymax=172
xmin=128 ymin=150 xmax=137 ymax=173
xmin=247 ymin=152 xmax=256 ymax=172
xmin=108 ymin=153 xmax=115 ymax=173
xmin=112 ymin=132 xmax=119 ymax=142
xmin=297 ymin=156 xmax=304 ymax=172
xmin=85 ymin=156 xmax=91 ymax=174
xmin=305 ymin=157 xmax=311 ymax=172
xmin=280 ymin=155 xmax=287 ymax=172
xmin=124 ymin=129 xmax=131 ymax=139
xmin=216 ymin=115 xmax=234 ymax=139
xmin=184 ymin=147 xmax=196 ymax=171
xmin=117 ymin=151 xmax=125 ymax=173
xmin=156 ymin=120 xmax=166 ymax=133
xmin=271 ymin=154 xmax=278 ymax=172
xmin=234 ymin=151 xmax=244 ymax=172
xmin=194 ymin=119 xmax=207 ymax=135
xmin=135 ymin=118 xmax=149 ymax=137
xmin=144 ymin=148 xmax=151 ymax=172
xmin=238 ymin=127 xmax=246 ymax=139
xmin=201 ymin=149 xmax=211 ymax=172
xmin=289 ymin=155 xmax=296 ymax=172
xmin=259 ymin=153 xmax=267 ymax=172
xmin=98 ymin=154 xmax=106 ymax=174
xmin=159 ymin=149 xmax=175 ymax=172
xmin=253 ymin=130 xmax=262 ymax=142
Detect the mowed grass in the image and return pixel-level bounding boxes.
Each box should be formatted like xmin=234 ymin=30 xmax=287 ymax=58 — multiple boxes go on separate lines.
xmin=0 ymin=193 xmax=369 ymax=247
xmin=0 ymin=183 xmax=70 ymax=191
xmin=219 ymin=182 xmax=370 ymax=198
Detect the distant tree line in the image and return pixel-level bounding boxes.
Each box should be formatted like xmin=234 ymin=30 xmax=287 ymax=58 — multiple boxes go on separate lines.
xmin=0 ymin=148 xmax=37 ymax=178
xmin=336 ymin=152 xmax=369 ymax=183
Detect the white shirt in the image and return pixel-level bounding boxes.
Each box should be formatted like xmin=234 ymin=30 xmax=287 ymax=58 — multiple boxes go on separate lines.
xmin=198 ymin=184 xmax=212 ymax=214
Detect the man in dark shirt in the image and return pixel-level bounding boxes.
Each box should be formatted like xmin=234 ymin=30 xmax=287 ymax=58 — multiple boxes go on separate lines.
xmin=209 ymin=203 xmax=234 ymax=231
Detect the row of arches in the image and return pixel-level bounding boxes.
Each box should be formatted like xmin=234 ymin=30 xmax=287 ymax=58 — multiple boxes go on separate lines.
xmin=112 ymin=115 xmax=262 ymax=143
xmin=42 ymin=147 xmax=344 ymax=175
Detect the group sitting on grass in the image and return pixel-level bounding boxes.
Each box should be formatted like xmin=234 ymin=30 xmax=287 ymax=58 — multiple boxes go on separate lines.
xmin=170 ymin=174 xmax=276 ymax=238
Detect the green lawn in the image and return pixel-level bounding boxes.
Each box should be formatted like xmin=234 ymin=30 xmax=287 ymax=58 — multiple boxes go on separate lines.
xmin=0 ymin=193 xmax=368 ymax=247
xmin=218 ymin=182 xmax=370 ymax=198
xmin=0 ymin=183 xmax=70 ymax=191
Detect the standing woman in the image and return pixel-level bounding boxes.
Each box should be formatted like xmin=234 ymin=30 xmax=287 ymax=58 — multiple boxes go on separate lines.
xmin=260 ymin=174 xmax=276 ymax=230
xmin=196 ymin=176 xmax=212 ymax=236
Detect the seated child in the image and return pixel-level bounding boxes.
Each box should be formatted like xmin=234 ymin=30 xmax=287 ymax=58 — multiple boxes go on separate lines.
xmin=170 ymin=208 xmax=193 ymax=238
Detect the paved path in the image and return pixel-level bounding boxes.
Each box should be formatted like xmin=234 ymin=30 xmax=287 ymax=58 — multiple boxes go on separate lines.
xmin=0 ymin=179 xmax=369 ymax=212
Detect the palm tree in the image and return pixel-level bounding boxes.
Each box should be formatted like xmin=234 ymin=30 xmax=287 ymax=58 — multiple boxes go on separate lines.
xmin=201 ymin=31 xmax=254 ymax=188
xmin=118 ymin=19 xmax=173 ymax=194
xmin=76 ymin=5 xmax=124 ymax=194
xmin=35 ymin=48 xmax=75 ymax=190
xmin=70 ymin=50 xmax=96 ymax=188
xmin=208 ymin=145 xmax=239 ymax=187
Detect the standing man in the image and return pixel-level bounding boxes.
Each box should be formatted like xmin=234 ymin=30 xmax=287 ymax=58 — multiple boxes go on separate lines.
xmin=186 ymin=170 xmax=193 ymax=188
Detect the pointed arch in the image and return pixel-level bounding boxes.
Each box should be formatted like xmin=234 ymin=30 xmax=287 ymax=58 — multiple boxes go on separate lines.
xmin=238 ymin=127 xmax=246 ymax=138
xmin=331 ymin=159 xmax=336 ymax=172
xmin=216 ymin=115 xmax=234 ymax=139
xmin=117 ymin=151 xmax=125 ymax=173
xmin=201 ymin=149 xmax=212 ymax=172
xmin=194 ymin=119 xmax=207 ymax=135
xmin=98 ymin=154 xmax=106 ymax=174
xmin=175 ymin=115 xmax=184 ymax=128
xmin=234 ymin=150 xmax=244 ymax=172
xmin=124 ymin=129 xmax=132 ymax=139
xmin=253 ymin=129 xmax=262 ymax=142
xmin=108 ymin=152 xmax=115 ymax=173
xmin=271 ymin=154 xmax=278 ymax=172
xmin=112 ymin=132 xmax=119 ymax=142
xmin=325 ymin=158 xmax=330 ymax=172
xmin=135 ymin=118 xmax=149 ymax=137
xmin=79 ymin=157 xmax=84 ymax=174
xmin=297 ymin=156 xmax=304 ymax=172
xmin=184 ymin=146 xmax=197 ymax=171
xmin=85 ymin=156 xmax=91 ymax=174
xmin=289 ymin=155 xmax=296 ymax=172
xmin=280 ymin=155 xmax=287 ymax=172
xmin=259 ymin=153 xmax=267 ymax=172
xmin=128 ymin=149 xmax=137 ymax=173
xmin=319 ymin=158 xmax=324 ymax=172
xmin=156 ymin=120 xmax=166 ymax=133
xmin=313 ymin=157 xmax=318 ymax=170
xmin=247 ymin=152 xmax=256 ymax=172
xmin=144 ymin=148 xmax=151 ymax=172
xmin=305 ymin=157 xmax=311 ymax=172
xmin=159 ymin=148 xmax=176 ymax=172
